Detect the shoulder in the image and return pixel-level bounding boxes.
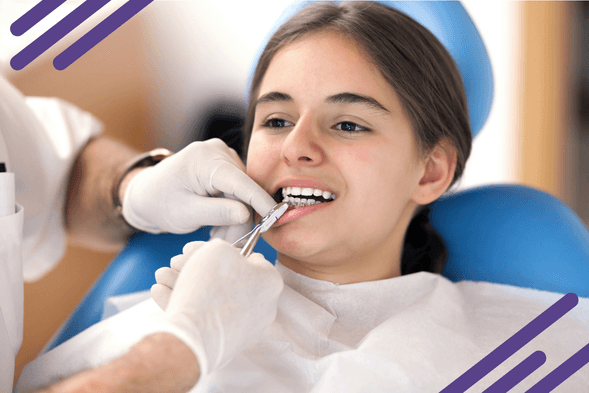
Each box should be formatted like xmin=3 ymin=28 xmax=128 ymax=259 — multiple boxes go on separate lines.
xmin=455 ymin=280 xmax=589 ymax=327
xmin=25 ymin=97 xmax=103 ymax=141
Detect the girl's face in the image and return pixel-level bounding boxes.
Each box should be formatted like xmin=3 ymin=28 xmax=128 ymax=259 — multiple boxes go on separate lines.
xmin=246 ymin=32 xmax=429 ymax=284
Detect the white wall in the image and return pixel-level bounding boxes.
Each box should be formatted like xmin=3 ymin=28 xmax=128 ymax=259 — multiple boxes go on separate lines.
xmin=455 ymin=0 xmax=520 ymax=191
xmin=141 ymin=0 xmax=295 ymax=150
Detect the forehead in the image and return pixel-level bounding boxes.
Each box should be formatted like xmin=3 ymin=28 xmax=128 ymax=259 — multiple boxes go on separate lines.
xmin=258 ymin=31 xmax=400 ymax=107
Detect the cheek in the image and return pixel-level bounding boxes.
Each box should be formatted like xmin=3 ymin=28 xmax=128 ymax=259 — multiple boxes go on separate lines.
xmin=332 ymin=144 xmax=385 ymax=209
xmin=245 ymin=133 xmax=281 ymax=183
xmin=334 ymin=141 xmax=417 ymax=209
xmin=330 ymin=142 xmax=375 ymax=167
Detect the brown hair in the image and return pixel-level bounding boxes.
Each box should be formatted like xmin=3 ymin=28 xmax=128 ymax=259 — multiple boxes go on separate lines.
xmin=243 ymin=2 xmax=473 ymax=274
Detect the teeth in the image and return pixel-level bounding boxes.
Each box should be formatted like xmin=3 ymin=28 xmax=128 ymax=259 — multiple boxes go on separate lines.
xmin=280 ymin=187 xmax=335 ymax=198
xmin=279 ymin=186 xmax=337 ymax=208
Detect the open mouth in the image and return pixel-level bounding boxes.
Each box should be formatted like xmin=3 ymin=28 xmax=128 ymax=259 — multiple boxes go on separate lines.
xmin=273 ymin=187 xmax=337 ymax=208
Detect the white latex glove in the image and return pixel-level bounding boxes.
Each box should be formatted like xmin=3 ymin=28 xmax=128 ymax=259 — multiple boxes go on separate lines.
xmin=155 ymin=238 xmax=284 ymax=377
xmin=122 ymin=138 xmax=276 ymax=242
xmin=152 ymin=241 xmax=202 ymax=310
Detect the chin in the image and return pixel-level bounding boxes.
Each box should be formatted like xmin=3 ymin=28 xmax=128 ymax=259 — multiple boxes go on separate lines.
xmin=265 ymin=230 xmax=328 ymax=260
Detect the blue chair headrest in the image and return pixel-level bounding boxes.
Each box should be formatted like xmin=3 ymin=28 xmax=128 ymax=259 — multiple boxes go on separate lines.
xmin=431 ymin=185 xmax=589 ymax=298
xmin=246 ymin=0 xmax=494 ymax=138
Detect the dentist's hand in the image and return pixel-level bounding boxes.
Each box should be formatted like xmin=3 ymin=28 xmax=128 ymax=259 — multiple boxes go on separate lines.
xmin=156 ymin=239 xmax=284 ymax=376
xmin=121 ymin=138 xmax=276 ymax=241
xmin=152 ymin=241 xmax=202 ymax=310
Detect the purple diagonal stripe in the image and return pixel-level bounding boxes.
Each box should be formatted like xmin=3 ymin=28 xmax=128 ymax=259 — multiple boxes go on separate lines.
xmin=439 ymin=293 xmax=578 ymax=393
xmin=53 ymin=0 xmax=154 ymax=70
xmin=10 ymin=0 xmax=111 ymax=70
xmin=10 ymin=0 xmax=67 ymax=36
xmin=482 ymin=351 xmax=546 ymax=393
xmin=526 ymin=342 xmax=589 ymax=392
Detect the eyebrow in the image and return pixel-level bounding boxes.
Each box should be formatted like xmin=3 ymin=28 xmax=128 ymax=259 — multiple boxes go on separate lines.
xmin=325 ymin=92 xmax=390 ymax=113
xmin=255 ymin=91 xmax=390 ymax=114
xmin=255 ymin=92 xmax=293 ymax=106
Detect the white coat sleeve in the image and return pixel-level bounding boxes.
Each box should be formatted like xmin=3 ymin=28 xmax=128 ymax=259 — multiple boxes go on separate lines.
xmin=15 ymin=299 xmax=200 ymax=393
xmin=0 ymin=76 xmax=103 ymax=281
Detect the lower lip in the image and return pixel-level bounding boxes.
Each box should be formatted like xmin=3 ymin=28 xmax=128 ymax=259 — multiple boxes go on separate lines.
xmin=274 ymin=201 xmax=333 ymax=226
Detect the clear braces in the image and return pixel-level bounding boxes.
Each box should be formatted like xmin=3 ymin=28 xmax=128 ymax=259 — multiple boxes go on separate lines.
xmin=281 ymin=186 xmax=337 ymax=208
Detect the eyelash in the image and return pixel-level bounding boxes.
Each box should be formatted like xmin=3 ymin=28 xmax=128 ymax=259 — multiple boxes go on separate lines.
xmin=261 ymin=118 xmax=370 ymax=133
xmin=261 ymin=118 xmax=294 ymax=128
xmin=333 ymin=121 xmax=370 ymax=133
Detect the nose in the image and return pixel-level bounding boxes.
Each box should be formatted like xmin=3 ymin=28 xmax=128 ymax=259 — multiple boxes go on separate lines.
xmin=281 ymin=115 xmax=325 ymax=167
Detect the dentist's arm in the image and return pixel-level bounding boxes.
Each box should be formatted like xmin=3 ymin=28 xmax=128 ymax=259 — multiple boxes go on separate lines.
xmin=36 ymin=333 xmax=199 ymax=393
xmin=64 ymin=136 xmax=140 ymax=250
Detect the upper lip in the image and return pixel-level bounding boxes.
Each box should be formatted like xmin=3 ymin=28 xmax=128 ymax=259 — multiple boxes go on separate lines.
xmin=270 ymin=178 xmax=337 ymax=197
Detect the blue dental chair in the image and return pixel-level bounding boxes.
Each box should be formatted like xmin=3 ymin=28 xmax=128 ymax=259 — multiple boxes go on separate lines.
xmin=45 ymin=1 xmax=589 ymax=352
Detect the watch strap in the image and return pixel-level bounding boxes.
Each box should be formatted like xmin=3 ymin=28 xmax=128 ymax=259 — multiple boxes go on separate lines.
xmin=112 ymin=148 xmax=172 ymax=213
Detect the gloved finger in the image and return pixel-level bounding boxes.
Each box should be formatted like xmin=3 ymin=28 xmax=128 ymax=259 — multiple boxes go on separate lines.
xmin=209 ymin=225 xmax=227 ymax=241
xmin=202 ymin=138 xmax=245 ymax=167
xmin=155 ymin=267 xmax=179 ymax=288
xmin=168 ymin=242 xmax=206 ymax=272
xmin=179 ymin=196 xmax=252 ymax=227
xmin=225 ymin=145 xmax=246 ymax=172
xmin=247 ymin=251 xmax=277 ymax=268
xmin=209 ymin=162 xmax=276 ymax=217
xmin=182 ymin=240 xmax=207 ymax=255
xmin=210 ymin=202 xmax=253 ymax=244
xmin=169 ymin=255 xmax=185 ymax=271
xmin=151 ymin=283 xmax=172 ymax=310
xmin=170 ymin=255 xmax=190 ymax=272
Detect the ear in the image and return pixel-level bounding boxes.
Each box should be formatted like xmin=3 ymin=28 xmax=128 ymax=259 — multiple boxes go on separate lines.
xmin=411 ymin=138 xmax=457 ymax=205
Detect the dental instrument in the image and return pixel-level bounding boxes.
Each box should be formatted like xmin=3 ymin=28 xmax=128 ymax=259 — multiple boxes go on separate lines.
xmin=232 ymin=201 xmax=289 ymax=257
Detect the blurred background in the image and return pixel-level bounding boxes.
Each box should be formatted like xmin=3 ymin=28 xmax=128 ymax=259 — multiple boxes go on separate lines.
xmin=0 ymin=0 xmax=587 ymax=382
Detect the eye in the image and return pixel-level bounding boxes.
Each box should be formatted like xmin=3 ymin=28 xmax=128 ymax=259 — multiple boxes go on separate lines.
xmin=334 ymin=121 xmax=370 ymax=133
xmin=261 ymin=118 xmax=294 ymax=128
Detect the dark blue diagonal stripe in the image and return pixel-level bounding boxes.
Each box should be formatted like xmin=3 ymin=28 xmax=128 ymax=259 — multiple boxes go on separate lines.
xmin=482 ymin=351 xmax=546 ymax=393
xmin=10 ymin=0 xmax=67 ymax=36
xmin=10 ymin=0 xmax=112 ymax=71
xmin=526 ymin=343 xmax=589 ymax=392
xmin=439 ymin=293 xmax=578 ymax=393
xmin=53 ymin=0 xmax=154 ymax=70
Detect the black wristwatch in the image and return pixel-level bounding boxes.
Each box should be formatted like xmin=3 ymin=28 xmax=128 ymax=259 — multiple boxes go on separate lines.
xmin=111 ymin=147 xmax=172 ymax=213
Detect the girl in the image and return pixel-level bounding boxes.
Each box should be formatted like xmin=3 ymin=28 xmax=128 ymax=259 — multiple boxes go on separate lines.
xmin=18 ymin=2 xmax=589 ymax=393
xmin=159 ymin=2 xmax=588 ymax=391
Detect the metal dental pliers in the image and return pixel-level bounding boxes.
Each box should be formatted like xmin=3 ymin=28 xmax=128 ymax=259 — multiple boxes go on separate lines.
xmin=231 ymin=201 xmax=289 ymax=257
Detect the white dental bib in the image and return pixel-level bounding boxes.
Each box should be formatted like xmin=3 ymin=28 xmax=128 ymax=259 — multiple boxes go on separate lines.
xmin=198 ymin=263 xmax=589 ymax=392
xmin=17 ymin=262 xmax=589 ymax=393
